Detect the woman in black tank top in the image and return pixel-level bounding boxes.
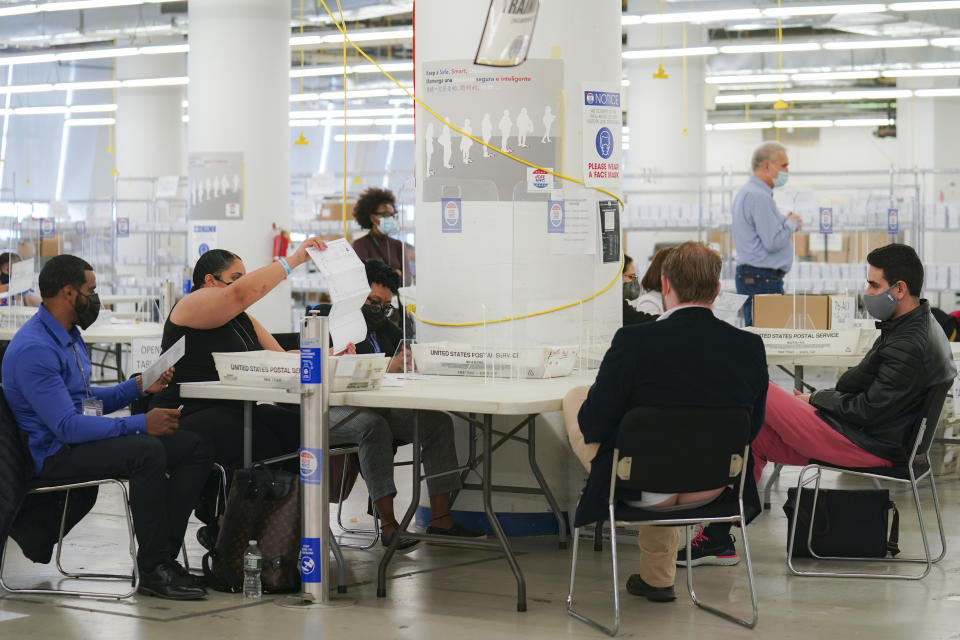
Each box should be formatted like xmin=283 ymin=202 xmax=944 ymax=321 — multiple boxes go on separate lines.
xmin=149 ymin=239 xmax=327 ymax=544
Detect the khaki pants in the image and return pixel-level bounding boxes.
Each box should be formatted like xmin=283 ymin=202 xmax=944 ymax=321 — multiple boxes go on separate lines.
xmin=563 ymin=386 xmax=679 ymax=588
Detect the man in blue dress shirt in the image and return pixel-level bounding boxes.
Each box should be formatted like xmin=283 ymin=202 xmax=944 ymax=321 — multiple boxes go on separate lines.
xmin=2 ymin=255 xmax=210 ymax=600
xmin=731 ymin=142 xmax=803 ymax=325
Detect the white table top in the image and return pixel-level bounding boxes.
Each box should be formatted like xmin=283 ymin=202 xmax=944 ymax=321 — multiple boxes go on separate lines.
xmin=767 ymin=343 xmax=960 ymax=368
xmin=180 ymin=371 xmax=599 ymax=415
xmin=0 ymin=321 xmax=164 ymax=343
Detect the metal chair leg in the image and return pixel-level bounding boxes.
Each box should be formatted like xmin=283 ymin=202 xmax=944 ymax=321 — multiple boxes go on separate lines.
xmin=0 ymin=479 xmax=138 ymax=599
xmin=763 ymin=463 xmax=783 ymax=510
xmin=566 ymin=507 xmax=620 ymax=636
xmin=328 ymin=529 xmax=348 ymax=594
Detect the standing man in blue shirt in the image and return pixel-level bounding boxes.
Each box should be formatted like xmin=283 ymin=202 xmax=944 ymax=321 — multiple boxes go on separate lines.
xmin=732 ymin=142 xmax=803 ymax=325
xmin=2 ymin=255 xmax=211 ymax=600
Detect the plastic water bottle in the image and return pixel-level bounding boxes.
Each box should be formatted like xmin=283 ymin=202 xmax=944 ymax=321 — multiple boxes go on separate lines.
xmin=243 ymin=539 xmax=262 ymax=599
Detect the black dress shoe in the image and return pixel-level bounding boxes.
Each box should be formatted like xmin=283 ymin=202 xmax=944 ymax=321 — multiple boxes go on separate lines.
xmin=626 ymin=574 xmax=676 ymax=602
xmin=168 ymin=559 xmax=208 ymax=589
xmin=381 ymin=525 xmax=424 ymax=555
xmin=426 ymin=520 xmax=487 ymax=539
xmin=138 ymin=561 xmax=207 ymax=600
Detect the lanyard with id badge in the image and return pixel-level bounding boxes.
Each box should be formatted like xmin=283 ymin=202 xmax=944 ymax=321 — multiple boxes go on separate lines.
xmin=72 ymin=342 xmax=103 ymax=417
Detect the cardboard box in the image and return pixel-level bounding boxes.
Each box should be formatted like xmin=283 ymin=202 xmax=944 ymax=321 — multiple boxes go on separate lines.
xmin=318 ymin=201 xmax=356 ymax=222
xmin=850 ymin=231 xmax=896 ymax=263
xmin=807 ymin=234 xmax=851 ymax=263
xmin=929 ymin=443 xmax=960 ymax=477
xmin=752 ymin=294 xmax=830 ymax=330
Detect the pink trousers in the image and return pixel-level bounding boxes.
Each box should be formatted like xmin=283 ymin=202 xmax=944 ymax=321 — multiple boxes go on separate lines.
xmin=752 ymin=382 xmax=892 ymax=484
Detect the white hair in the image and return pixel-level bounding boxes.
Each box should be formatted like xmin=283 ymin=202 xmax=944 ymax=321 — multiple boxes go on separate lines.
xmin=751 ymin=142 xmax=787 ymax=172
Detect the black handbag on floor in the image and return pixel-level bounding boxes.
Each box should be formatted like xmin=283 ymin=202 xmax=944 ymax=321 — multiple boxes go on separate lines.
xmin=783 ymin=488 xmax=900 ymax=558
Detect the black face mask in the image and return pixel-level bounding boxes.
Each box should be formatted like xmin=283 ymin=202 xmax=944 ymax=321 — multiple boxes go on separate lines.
xmin=361 ymin=303 xmax=390 ymax=327
xmin=74 ymin=290 xmax=101 ymax=330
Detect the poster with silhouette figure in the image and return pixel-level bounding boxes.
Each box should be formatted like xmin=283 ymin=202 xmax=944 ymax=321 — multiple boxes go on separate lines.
xmin=418 ymin=59 xmax=561 ymax=202
xmin=188 ymin=152 xmax=244 ymax=220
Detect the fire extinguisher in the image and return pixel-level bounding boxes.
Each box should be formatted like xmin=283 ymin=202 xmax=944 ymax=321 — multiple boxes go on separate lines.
xmin=272 ymin=224 xmax=289 ymax=259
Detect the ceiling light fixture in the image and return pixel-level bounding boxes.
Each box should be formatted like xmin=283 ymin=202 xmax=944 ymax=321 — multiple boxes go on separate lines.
xmin=711 ymin=122 xmax=774 ymax=130
xmin=889 ymin=1 xmax=960 ymax=11
xmin=914 ymin=88 xmax=960 ymax=96
xmin=790 ymin=70 xmax=881 ymax=81
xmin=623 ymin=46 xmax=718 ymax=59
xmin=706 ymin=73 xmax=789 ymax=84
xmin=883 ymin=68 xmax=960 ymax=77
xmin=638 ymin=8 xmax=763 ymax=24
xmin=65 ymin=117 xmax=116 ymax=126
xmin=834 ymin=118 xmax=895 ymax=127
xmin=763 ymin=4 xmax=886 ymax=17
xmin=774 ymin=120 xmax=834 ymax=128
xmin=718 ymin=42 xmax=821 ymax=54
xmin=931 ymin=37 xmax=960 ymax=47
xmin=823 ymin=38 xmax=929 ymax=50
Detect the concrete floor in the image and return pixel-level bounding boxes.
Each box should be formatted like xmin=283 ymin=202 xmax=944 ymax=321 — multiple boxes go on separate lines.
xmin=3 ymin=370 xmax=960 ymax=639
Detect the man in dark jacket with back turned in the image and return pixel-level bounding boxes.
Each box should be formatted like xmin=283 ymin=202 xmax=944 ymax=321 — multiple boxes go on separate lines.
xmin=567 ymin=242 xmax=769 ymax=602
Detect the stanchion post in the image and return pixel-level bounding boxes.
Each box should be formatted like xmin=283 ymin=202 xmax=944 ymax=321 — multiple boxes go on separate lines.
xmin=279 ymin=311 xmax=353 ymax=610
xmin=298 ymin=311 xmax=329 ymax=602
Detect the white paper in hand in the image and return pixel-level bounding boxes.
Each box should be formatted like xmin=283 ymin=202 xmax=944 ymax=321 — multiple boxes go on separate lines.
xmin=141 ymin=336 xmax=186 ymax=390
xmin=307 ymin=240 xmax=370 ymax=353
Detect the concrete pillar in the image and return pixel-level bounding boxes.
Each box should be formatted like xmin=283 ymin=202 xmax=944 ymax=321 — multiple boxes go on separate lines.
xmin=114 ymin=52 xmax=186 ymax=296
xmin=412 ymin=0 xmax=622 ymax=533
xmin=896 ymin=78 xmax=960 ymax=265
xmin=188 ymin=0 xmax=292 ymax=330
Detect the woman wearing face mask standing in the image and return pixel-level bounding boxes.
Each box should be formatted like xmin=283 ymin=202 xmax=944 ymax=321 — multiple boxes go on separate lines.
xmin=350 ymin=187 xmax=414 ymax=286
xmin=149 ymin=238 xmax=327 ymax=547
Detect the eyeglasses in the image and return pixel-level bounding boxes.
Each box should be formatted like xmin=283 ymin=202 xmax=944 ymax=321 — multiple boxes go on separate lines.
xmin=623 ymin=273 xmax=638 ymax=281
xmin=364 ymin=300 xmax=396 ymax=318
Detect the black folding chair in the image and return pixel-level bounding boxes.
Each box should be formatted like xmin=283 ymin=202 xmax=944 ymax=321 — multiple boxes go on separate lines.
xmin=0 ymin=387 xmax=138 ymax=599
xmin=567 ymin=406 xmax=758 ymax=636
xmin=787 ymin=381 xmax=952 ymax=580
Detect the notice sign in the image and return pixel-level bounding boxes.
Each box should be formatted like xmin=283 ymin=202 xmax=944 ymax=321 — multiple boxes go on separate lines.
xmin=582 ymin=83 xmax=622 ymax=190
xmin=189 ymin=224 xmax=217 ymax=266
xmin=888 ymin=208 xmax=899 ymax=234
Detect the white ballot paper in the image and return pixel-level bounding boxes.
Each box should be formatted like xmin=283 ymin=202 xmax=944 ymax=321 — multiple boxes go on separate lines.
xmin=307 ymin=239 xmax=371 ymax=353
xmin=7 ymin=258 xmax=35 ymax=296
xmin=712 ymin=291 xmax=748 ymax=319
xmin=141 ymin=336 xmax=186 ymax=390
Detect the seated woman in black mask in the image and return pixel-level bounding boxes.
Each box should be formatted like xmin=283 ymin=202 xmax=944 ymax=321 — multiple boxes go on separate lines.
xmin=310 ymin=259 xmax=484 ymax=552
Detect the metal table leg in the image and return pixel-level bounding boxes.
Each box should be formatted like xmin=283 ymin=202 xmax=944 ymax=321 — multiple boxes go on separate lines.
xmin=243 ymin=401 xmax=253 ymax=468
xmin=525 ymin=415 xmax=568 ymax=549
xmin=482 ymin=414 xmax=526 ymax=612
xmin=378 ymin=411 xmax=422 ymax=598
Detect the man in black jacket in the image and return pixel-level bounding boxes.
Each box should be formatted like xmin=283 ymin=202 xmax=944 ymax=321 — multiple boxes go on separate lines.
xmin=749 ymin=244 xmax=956 ymax=482
xmin=567 ymin=242 xmax=769 ymax=602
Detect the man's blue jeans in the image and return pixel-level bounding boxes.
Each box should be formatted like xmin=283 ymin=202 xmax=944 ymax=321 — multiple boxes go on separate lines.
xmin=736 ymin=264 xmax=785 ymax=326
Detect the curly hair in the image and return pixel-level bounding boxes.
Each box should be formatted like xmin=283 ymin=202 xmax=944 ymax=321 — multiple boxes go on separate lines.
xmin=353 ymin=187 xmax=397 ymax=230
xmin=364 ymin=259 xmax=401 ymax=294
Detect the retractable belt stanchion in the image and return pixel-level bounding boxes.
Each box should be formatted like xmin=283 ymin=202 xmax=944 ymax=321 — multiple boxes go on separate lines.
xmin=280 ymin=311 xmax=354 ymax=609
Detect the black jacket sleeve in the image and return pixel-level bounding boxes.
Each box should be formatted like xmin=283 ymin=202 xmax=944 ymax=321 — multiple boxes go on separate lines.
xmin=578 ymin=327 xmax=636 ymax=445
xmin=811 ymin=334 xmax=925 ymax=430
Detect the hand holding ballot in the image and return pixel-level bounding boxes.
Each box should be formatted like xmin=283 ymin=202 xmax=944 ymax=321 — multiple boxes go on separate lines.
xmin=143 ymin=367 xmax=175 ymax=395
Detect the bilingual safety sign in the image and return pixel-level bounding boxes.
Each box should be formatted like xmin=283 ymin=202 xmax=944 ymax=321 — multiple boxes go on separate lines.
xmin=582 ymin=83 xmax=622 ymax=190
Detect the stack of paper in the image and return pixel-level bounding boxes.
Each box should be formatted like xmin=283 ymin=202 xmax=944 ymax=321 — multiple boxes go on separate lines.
xmin=307 ymin=239 xmax=370 ymax=353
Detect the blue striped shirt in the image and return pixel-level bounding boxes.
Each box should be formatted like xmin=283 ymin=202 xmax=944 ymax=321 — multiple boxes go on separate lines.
xmin=731 ymin=176 xmax=797 ymax=273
